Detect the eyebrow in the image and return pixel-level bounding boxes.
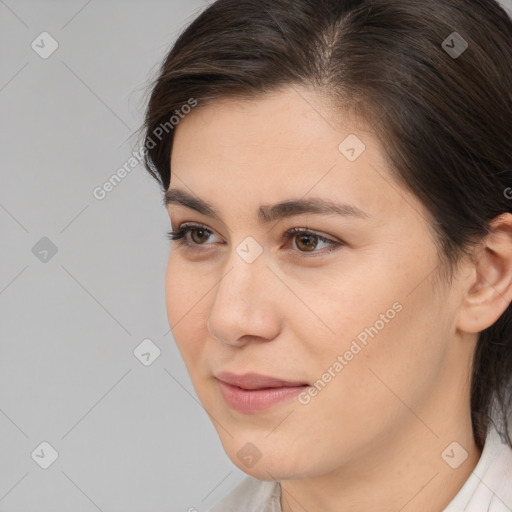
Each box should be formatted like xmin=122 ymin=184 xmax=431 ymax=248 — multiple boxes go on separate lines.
xmin=164 ymin=188 xmax=370 ymax=223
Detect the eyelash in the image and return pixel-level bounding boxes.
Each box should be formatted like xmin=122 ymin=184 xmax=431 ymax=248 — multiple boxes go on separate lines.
xmin=166 ymin=222 xmax=343 ymax=256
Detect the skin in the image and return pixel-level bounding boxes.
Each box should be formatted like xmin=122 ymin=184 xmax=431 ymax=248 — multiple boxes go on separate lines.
xmin=164 ymin=85 xmax=512 ymax=512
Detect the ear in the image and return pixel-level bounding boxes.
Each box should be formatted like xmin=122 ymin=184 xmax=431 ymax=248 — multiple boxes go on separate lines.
xmin=457 ymin=213 xmax=512 ymax=333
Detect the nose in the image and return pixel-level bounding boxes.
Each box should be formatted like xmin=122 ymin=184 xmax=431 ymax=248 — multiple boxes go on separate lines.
xmin=206 ymin=251 xmax=281 ymax=348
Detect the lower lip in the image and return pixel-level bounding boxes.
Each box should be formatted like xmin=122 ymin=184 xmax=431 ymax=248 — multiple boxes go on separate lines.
xmin=217 ymin=379 xmax=307 ymax=413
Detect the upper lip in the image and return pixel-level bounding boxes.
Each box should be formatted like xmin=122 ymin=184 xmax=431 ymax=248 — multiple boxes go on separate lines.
xmin=215 ymin=371 xmax=308 ymax=390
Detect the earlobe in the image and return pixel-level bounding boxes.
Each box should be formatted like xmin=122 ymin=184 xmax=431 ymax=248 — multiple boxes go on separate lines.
xmin=457 ymin=213 xmax=512 ymax=334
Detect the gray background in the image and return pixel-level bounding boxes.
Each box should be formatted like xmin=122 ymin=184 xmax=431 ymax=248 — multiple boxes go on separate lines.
xmin=1 ymin=1 xmax=511 ymax=511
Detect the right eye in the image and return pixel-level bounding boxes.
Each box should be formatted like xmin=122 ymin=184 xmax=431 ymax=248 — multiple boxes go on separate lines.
xmin=166 ymin=222 xmax=222 ymax=249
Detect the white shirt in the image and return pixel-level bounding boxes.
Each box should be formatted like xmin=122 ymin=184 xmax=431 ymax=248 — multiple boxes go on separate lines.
xmin=209 ymin=420 xmax=512 ymax=511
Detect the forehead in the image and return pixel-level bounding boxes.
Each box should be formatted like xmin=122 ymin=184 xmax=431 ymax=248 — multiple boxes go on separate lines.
xmin=172 ymin=87 xmax=376 ymax=176
xmin=169 ymin=86 xmax=424 ymax=226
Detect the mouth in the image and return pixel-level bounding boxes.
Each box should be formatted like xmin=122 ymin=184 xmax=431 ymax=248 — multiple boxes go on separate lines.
xmin=214 ymin=371 xmax=309 ymax=412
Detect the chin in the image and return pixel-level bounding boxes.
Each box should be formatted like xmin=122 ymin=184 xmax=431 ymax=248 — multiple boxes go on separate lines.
xmin=220 ymin=439 xmax=311 ymax=482
xmin=233 ymin=458 xmax=292 ymax=481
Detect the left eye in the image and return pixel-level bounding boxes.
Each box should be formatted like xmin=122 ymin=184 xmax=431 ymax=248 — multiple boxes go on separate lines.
xmin=283 ymin=228 xmax=341 ymax=253
xmin=166 ymin=224 xmax=343 ymax=255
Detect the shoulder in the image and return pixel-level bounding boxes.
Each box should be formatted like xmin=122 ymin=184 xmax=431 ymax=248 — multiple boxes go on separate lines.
xmin=477 ymin=427 xmax=512 ymax=510
xmin=444 ymin=419 xmax=512 ymax=511
xmin=208 ymin=475 xmax=281 ymax=512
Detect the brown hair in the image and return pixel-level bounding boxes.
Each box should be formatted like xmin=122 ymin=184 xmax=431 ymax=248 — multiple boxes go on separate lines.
xmin=140 ymin=0 xmax=512 ymax=449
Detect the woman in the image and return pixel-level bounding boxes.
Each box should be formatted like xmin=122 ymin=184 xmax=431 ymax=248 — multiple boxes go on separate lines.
xmin=140 ymin=0 xmax=512 ymax=510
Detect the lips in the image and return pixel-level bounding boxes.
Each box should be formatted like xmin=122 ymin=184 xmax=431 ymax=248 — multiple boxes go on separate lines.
xmin=215 ymin=371 xmax=309 ymax=413
xmin=214 ymin=371 xmax=308 ymax=390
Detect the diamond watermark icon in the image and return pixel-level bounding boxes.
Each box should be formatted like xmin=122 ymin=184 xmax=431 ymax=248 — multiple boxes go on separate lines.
xmin=441 ymin=32 xmax=468 ymax=59
xmin=338 ymin=134 xmax=366 ymax=162
xmin=133 ymin=338 xmax=161 ymax=366
xmin=441 ymin=441 xmax=468 ymax=469
xmin=32 ymin=237 xmax=58 ymax=263
xmin=31 ymin=441 xmax=59 ymax=469
xmin=31 ymin=32 xmax=59 ymax=59
xmin=236 ymin=236 xmax=263 ymax=264
xmin=237 ymin=442 xmax=262 ymax=468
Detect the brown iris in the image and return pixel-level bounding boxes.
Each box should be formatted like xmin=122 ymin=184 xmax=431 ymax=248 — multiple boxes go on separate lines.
xmin=295 ymin=233 xmax=318 ymax=252
xmin=190 ymin=228 xmax=211 ymax=244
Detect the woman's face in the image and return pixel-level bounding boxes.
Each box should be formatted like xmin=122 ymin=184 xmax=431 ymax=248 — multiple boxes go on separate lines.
xmin=165 ymin=86 xmax=473 ymax=480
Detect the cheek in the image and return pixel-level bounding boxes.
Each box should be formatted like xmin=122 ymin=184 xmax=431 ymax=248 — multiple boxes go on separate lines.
xmin=315 ymin=275 xmax=449 ymax=424
xmin=283 ymin=258 xmax=407 ymax=359
xmin=295 ymin=256 xmax=450 ymax=410
xmin=165 ymin=253 xmax=212 ymax=359
xmin=274 ymin=286 xmax=450 ymax=474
